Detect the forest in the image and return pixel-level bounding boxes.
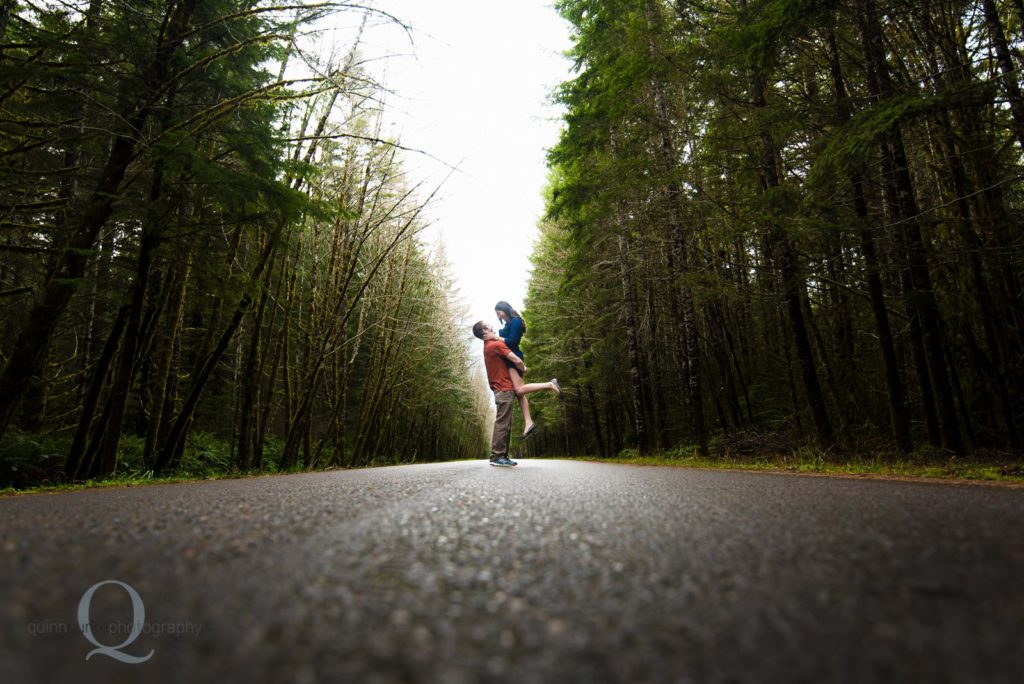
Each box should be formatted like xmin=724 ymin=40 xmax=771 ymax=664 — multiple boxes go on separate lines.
xmin=3 ymin=0 xmax=1024 ymax=490
xmin=0 ymin=1 xmax=492 ymax=488
xmin=520 ymin=0 xmax=1024 ymax=461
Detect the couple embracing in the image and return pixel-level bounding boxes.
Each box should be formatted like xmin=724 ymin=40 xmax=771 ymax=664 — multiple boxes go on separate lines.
xmin=472 ymin=301 xmax=561 ymax=467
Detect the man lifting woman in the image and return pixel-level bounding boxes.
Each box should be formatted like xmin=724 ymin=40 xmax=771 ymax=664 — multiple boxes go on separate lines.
xmin=472 ymin=301 xmax=561 ymax=467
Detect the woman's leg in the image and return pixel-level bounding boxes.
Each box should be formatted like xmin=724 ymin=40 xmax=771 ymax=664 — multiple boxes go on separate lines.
xmin=509 ymin=368 xmax=534 ymax=432
xmin=515 ymin=377 xmax=560 ymax=396
xmin=511 ymin=369 xmax=561 ymax=436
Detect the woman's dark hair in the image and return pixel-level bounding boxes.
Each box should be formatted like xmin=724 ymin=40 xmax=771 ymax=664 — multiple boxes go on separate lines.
xmin=494 ymin=301 xmax=526 ymax=334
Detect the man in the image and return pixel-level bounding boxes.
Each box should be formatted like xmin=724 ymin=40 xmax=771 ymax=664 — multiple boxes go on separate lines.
xmin=472 ymin=320 xmax=526 ymax=467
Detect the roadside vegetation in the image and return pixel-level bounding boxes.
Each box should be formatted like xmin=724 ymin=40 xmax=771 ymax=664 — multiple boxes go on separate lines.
xmin=574 ymin=448 xmax=1024 ymax=486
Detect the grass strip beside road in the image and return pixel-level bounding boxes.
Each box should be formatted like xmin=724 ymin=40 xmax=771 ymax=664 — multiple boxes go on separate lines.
xmin=5 ymin=454 xmax=1022 ymax=495
xmin=568 ymin=453 xmax=1024 ymax=486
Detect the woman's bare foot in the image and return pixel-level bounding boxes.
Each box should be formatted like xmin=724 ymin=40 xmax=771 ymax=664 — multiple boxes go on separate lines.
xmin=551 ymin=378 xmax=561 ymax=396
xmin=523 ymin=423 xmax=537 ymax=439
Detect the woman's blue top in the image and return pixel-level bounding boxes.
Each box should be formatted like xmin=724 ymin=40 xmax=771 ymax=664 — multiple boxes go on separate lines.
xmin=499 ymin=317 xmax=525 ymax=360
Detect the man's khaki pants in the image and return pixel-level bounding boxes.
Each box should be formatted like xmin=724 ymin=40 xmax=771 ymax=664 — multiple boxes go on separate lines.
xmin=491 ymin=390 xmax=515 ymax=459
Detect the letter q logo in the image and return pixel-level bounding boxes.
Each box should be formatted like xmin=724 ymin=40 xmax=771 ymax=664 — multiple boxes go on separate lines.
xmin=77 ymin=580 xmax=155 ymax=664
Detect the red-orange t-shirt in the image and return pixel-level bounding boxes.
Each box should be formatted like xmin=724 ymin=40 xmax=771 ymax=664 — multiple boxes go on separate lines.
xmin=483 ymin=340 xmax=515 ymax=392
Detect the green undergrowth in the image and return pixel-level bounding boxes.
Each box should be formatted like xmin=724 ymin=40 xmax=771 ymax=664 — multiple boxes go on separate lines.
xmin=570 ymin=446 xmax=1024 ymax=485
xmin=0 ymin=472 xmax=243 ymax=496
xmin=0 ymin=429 xmax=280 ymax=495
xmin=0 ymin=428 xmax=476 ymax=495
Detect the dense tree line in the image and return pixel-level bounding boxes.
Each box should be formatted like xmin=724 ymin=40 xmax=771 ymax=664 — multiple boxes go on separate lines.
xmin=0 ymin=0 xmax=490 ymax=487
xmin=523 ymin=0 xmax=1024 ymax=459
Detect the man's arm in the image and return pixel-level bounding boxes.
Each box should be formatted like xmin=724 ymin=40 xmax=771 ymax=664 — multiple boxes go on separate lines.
xmin=486 ymin=318 xmax=523 ymax=346
xmin=505 ymin=351 xmax=526 ymax=373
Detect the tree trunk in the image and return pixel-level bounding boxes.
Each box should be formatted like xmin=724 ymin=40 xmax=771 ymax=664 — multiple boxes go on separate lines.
xmin=0 ymin=0 xmax=198 ymax=444
xmin=826 ymin=24 xmax=911 ymax=452
xmin=645 ymin=0 xmax=708 ymax=456
xmin=65 ymin=306 xmax=130 ymax=479
xmin=932 ymin=75 xmax=1020 ymax=448
xmin=153 ymin=222 xmax=278 ymax=475
xmin=18 ymin=348 xmax=48 ymax=433
xmin=93 ymin=229 xmax=159 ymax=476
xmin=856 ymin=0 xmax=963 ymax=454
xmin=0 ymin=0 xmax=14 ymax=40
xmin=749 ymin=67 xmax=834 ymax=446
xmin=236 ymin=250 xmax=276 ymax=470
xmin=982 ymin=0 xmax=1024 ymax=152
xmin=143 ymin=256 xmax=189 ymax=469
xmin=891 ymin=139 xmax=964 ymax=454
xmin=579 ymin=337 xmax=607 ymax=457
xmin=618 ymin=234 xmax=650 ymax=454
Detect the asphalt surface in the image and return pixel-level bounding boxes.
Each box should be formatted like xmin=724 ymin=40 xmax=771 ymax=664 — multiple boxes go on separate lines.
xmin=0 ymin=460 xmax=1022 ymax=683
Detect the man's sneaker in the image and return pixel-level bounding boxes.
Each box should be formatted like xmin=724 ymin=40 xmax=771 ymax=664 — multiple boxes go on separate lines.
xmin=489 ymin=458 xmax=515 ymax=467
xmin=507 ymin=458 xmax=518 ymax=466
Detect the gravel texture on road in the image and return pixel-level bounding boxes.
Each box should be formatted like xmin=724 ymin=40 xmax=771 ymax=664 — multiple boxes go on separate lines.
xmin=1 ymin=459 xmax=1022 ymax=683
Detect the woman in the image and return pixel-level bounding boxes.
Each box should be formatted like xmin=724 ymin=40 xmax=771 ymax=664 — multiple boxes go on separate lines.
xmin=485 ymin=300 xmax=560 ymax=438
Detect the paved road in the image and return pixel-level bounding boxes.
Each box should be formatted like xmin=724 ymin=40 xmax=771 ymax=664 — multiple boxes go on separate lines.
xmin=1 ymin=460 xmax=1022 ymax=683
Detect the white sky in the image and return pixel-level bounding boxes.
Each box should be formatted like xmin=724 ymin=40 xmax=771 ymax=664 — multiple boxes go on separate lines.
xmin=357 ymin=1 xmax=573 ymax=329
